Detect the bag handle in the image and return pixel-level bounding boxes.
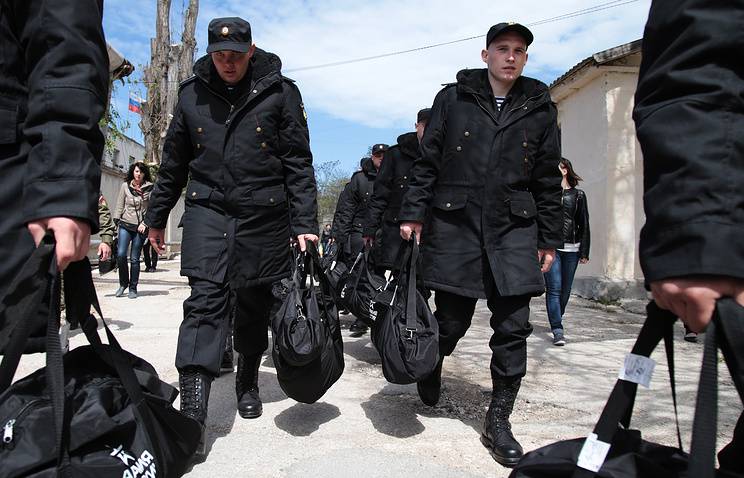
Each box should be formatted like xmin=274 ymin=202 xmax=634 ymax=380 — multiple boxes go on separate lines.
xmin=403 ymin=233 xmax=420 ymax=337
xmin=0 ymin=234 xmax=56 ymax=392
xmin=571 ymin=302 xmax=679 ymax=478
xmin=573 ymin=300 xmax=744 ymax=478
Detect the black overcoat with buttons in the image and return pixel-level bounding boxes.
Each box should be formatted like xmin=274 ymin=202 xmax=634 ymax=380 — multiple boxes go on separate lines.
xmin=332 ymin=157 xmax=377 ymax=244
xmin=363 ymin=132 xmax=419 ymax=269
xmin=146 ymin=49 xmax=318 ymax=288
xmin=399 ymin=70 xmax=562 ymax=298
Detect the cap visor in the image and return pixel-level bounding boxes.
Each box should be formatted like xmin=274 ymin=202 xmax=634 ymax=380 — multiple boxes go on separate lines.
xmin=206 ymin=41 xmax=251 ymax=53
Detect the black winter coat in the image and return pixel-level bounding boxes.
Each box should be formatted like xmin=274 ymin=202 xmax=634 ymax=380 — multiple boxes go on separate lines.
xmin=560 ymin=188 xmax=590 ymax=259
xmin=146 ymin=50 xmax=318 ymax=288
xmin=364 ymin=132 xmax=419 ymax=268
xmin=0 ymin=0 xmax=106 ymax=232
xmin=400 ymin=71 xmax=562 ymax=298
xmin=333 ymin=158 xmax=377 ymax=241
xmin=634 ymin=0 xmax=744 ymax=283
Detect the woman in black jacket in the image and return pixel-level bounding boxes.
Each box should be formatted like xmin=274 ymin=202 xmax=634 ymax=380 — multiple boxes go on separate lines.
xmin=544 ymin=158 xmax=590 ymax=346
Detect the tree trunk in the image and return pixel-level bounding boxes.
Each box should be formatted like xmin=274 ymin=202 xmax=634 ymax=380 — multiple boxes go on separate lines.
xmin=141 ymin=0 xmax=199 ymax=165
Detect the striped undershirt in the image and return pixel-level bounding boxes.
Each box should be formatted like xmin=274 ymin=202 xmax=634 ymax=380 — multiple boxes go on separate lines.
xmin=495 ymin=96 xmax=506 ymax=111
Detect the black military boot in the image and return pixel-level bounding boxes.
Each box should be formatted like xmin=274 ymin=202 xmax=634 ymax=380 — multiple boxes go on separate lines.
xmin=115 ymin=257 xmax=129 ymax=297
xmin=236 ymin=353 xmax=262 ymax=419
xmin=480 ymin=377 xmax=523 ymax=467
xmin=416 ymin=357 xmax=443 ymax=406
xmin=179 ymin=367 xmax=212 ymax=456
xmin=349 ymin=318 xmax=368 ymax=337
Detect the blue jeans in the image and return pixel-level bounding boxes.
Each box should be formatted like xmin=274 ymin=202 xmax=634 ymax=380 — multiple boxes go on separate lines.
xmin=117 ymin=225 xmax=145 ymax=263
xmin=543 ymin=250 xmax=580 ymax=334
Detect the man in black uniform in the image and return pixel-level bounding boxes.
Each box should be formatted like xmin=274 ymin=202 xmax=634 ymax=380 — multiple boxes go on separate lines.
xmin=634 ymin=1 xmax=744 ymax=472
xmin=146 ymin=17 xmax=318 ymax=454
xmin=399 ymin=23 xmax=561 ymax=467
xmin=0 ymin=0 xmax=107 ymax=347
xmin=363 ymin=109 xmax=430 ymax=269
xmin=333 ymin=145 xmax=386 ymax=335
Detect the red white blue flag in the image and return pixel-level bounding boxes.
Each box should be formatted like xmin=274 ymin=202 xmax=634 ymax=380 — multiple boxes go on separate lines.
xmin=128 ymin=93 xmax=143 ymax=114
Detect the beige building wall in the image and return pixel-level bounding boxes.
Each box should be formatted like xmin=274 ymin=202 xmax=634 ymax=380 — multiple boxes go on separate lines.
xmin=552 ymin=62 xmax=646 ymax=299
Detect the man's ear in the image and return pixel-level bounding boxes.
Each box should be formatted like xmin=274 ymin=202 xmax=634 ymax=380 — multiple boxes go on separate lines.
xmin=481 ymin=48 xmax=488 ymax=64
xmin=247 ymin=43 xmax=257 ymax=58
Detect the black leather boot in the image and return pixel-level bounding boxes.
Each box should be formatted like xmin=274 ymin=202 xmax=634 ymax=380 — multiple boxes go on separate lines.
xmin=416 ymin=357 xmax=443 ymax=406
xmin=179 ymin=367 xmax=212 ymax=456
xmin=236 ymin=353 xmax=262 ymax=419
xmin=349 ymin=318 xmax=368 ymax=337
xmin=116 ymin=257 xmax=129 ymax=296
xmin=480 ymin=377 xmax=523 ymax=467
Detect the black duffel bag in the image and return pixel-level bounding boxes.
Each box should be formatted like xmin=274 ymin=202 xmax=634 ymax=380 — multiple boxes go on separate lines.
xmin=0 ymin=236 xmax=201 ymax=477
xmin=272 ymin=242 xmax=345 ymax=404
xmin=342 ymin=251 xmax=385 ymax=325
xmin=272 ymin=245 xmax=330 ymax=367
xmin=320 ymin=242 xmax=349 ymax=307
xmin=370 ymin=234 xmax=439 ymax=385
xmin=510 ymin=300 xmax=744 ymax=478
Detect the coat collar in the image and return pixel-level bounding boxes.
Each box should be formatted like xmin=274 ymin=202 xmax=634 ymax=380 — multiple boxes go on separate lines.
xmin=193 ymin=48 xmax=283 ymax=93
xmin=396 ymin=132 xmax=419 ymax=159
xmin=455 ymin=68 xmax=550 ymax=107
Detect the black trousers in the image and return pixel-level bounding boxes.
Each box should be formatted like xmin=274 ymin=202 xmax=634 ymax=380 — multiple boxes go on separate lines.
xmin=175 ymin=278 xmax=279 ymax=377
xmin=142 ymin=241 xmax=158 ymax=270
xmin=434 ymin=289 xmax=532 ymax=380
xmin=175 ymin=277 xmax=233 ymax=377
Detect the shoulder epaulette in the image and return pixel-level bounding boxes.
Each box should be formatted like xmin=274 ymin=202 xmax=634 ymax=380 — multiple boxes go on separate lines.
xmin=281 ymin=75 xmax=297 ymax=83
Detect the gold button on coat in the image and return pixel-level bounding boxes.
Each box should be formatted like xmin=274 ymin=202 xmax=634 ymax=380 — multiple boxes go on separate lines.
xmin=522 ymin=142 xmax=528 ymax=147
xmin=197 ymin=127 xmax=203 ymax=133
xmin=260 ymin=142 xmax=267 ymax=149
xmin=456 ymin=146 xmax=462 ymax=152
xmin=445 ymin=202 xmax=451 ymax=208
xmin=256 ymin=127 xmax=262 ymax=133
xmin=191 ymin=192 xmax=197 ymax=197
xmin=464 ymin=131 xmax=470 ymax=137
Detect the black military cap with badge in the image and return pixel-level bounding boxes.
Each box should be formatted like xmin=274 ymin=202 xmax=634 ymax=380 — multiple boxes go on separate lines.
xmin=371 ymin=143 xmax=389 ymax=156
xmin=206 ymin=17 xmax=253 ymax=53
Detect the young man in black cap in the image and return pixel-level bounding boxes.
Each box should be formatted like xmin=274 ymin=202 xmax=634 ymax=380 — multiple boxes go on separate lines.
xmin=399 ymin=22 xmax=562 ymax=467
xmin=364 ymin=109 xmax=431 ymax=270
xmin=146 ymin=16 xmax=318 ymax=454
xmin=333 ymin=144 xmax=387 ymax=336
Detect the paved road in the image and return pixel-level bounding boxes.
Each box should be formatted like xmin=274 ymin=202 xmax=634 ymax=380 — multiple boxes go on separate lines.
xmin=12 ymin=260 xmax=742 ymax=477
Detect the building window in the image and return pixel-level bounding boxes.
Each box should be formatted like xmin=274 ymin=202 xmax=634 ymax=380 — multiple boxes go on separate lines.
xmin=113 ymin=148 xmax=122 ymax=169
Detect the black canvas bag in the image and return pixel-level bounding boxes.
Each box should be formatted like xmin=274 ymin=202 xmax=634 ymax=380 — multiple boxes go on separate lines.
xmin=0 ymin=236 xmax=201 ymax=477
xmin=509 ymin=300 xmax=744 ymax=478
xmin=98 ymin=237 xmax=118 ymax=276
xmin=319 ymin=242 xmax=349 ymax=308
xmin=370 ymin=235 xmax=439 ymax=385
xmin=342 ymin=251 xmax=385 ymax=325
xmin=271 ymin=244 xmax=331 ymax=367
xmin=272 ymin=242 xmax=345 ymax=404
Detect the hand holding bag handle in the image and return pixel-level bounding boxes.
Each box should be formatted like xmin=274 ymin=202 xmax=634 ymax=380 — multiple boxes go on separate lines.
xmin=571 ymin=300 xmax=744 ymax=478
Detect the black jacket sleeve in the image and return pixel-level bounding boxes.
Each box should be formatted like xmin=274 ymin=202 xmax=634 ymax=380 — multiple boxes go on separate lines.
xmin=278 ymin=82 xmax=318 ymax=236
xmin=577 ymin=189 xmax=591 ymax=260
xmin=529 ymin=103 xmax=563 ymax=250
xmin=634 ymin=0 xmax=744 ymax=282
xmin=18 ymin=0 xmax=108 ymax=231
xmin=145 ymin=101 xmax=192 ymax=229
xmin=363 ymin=153 xmax=394 ymax=236
xmin=399 ymin=89 xmax=448 ymax=222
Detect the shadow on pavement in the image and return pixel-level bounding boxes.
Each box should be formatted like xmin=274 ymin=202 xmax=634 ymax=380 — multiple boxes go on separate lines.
xmin=274 ymin=402 xmax=341 ymax=436
xmin=135 ymin=290 xmax=170 ymax=297
xmin=203 ymin=372 xmax=237 ymax=456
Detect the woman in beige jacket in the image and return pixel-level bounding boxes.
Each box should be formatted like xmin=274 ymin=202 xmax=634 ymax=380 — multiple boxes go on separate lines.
xmin=113 ymin=161 xmax=154 ymax=298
